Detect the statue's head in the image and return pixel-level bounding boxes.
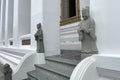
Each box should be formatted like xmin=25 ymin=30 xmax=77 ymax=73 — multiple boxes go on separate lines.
xmin=4 ymin=64 xmax=10 ymax=69
xmin=37 ymin=23 xmax=41 ymax=30
xmin=82 ymin=7 xmax=89 ymax=20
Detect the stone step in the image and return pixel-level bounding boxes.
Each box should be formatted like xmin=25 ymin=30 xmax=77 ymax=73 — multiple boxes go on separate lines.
xmin=46 ymin=57 xmax=79 ymax=66
xmin=46 ymin=57 xmax=79 ymax=71
xmin=35 ymin=64 xmax=73 ymax=80
xmin=27 ymin=70 xmax=57 ymax=80
xmin=61 ymin=50 xmax=81 ymax=60
xmin=22 ymin=78 xmax=29 ymax=80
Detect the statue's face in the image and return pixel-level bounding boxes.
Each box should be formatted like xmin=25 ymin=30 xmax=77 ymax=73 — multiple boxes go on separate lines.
xmin=82 ymin=8 xmax=89 ymax=20
xmin=37 ymin=26 xmax=41 ymax=30
xmin=82 ymin=15 xmax=88 ymax=20
xmin=82 ymin=12 xmax=89 ymax=20
xmin=37 ymin=23 xmax=41 ymax=30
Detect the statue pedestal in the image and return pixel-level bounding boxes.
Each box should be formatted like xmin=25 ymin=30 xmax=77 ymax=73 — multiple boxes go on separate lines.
xmin=81 ymin=52 xmax=97 ymax=60
xmin=35 ymin=53 xmax=46 ymax=64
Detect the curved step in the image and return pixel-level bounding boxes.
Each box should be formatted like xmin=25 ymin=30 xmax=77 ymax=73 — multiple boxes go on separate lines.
xmin=0 ymin=49 xmax=25 ymax=57
xmin=0 ymin=51 xmax=22 ymax=60
xmin=0 ymin=52 xmax=20 ymax=65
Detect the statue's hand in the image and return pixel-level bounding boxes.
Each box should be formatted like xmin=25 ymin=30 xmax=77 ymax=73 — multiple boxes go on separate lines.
xmin=86 ymin=31 xmax=90 ymax=34
xmin=34 ymin=35 xmax=38 ymax=40
xmin=78 ymin=31 xmax=84 ymax=41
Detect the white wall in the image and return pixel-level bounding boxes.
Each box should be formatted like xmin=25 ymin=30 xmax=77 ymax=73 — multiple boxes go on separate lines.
xmin=30 ymin=0 xmax=43 ymax=49
xmin=90 ymin=0 xmax=120 ymax=55
xmin=80 ymin=0 xmax=89 ymax=16
xmin=43 ymin=0 xmax=60 ymax=56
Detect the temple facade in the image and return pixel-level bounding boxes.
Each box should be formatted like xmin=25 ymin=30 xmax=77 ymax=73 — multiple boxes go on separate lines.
xmin=0 ymin=0 xmax=120 ymax=80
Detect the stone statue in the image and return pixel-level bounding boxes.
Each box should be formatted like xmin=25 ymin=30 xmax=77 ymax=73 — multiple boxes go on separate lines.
xmin=3 ymin=64 xmax=12 ymax=80
xmin=34 ymin=23 xmax=44 ymax=53
xmin=78 ymin=7 xmax=98 ymax=53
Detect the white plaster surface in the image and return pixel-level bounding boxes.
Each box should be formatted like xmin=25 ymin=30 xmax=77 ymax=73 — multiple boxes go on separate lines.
xmin=42 ymin=0 xmax=60 ymax=56
xmin=70 ymin=55 xmax=120 ymax=80
xmin=90 ymin=0 xmax=120 ymax=55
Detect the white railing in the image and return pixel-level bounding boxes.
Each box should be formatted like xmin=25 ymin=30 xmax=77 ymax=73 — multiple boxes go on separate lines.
xmin=70 ymin=54 xmax=120 ymax=80
xmin=70 ymin=56 xmax=98 ymax=80
xmin=0 ymin=47 xmax=45 ymax=80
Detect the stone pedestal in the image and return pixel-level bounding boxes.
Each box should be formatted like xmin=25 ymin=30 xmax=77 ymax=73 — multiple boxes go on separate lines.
xmin=35 ymin=53 xmax=45 ymax=64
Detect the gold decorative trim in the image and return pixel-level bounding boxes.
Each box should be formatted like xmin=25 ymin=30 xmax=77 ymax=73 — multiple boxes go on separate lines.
xmin=60 ymin=16 xmax=81 ymax=26
xmin=22 ymin=39 xmax=31 ymax=45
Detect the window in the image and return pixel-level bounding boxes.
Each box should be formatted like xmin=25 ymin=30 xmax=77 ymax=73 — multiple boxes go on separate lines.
xmin=60 ymin=0 xmax=80 ymax=26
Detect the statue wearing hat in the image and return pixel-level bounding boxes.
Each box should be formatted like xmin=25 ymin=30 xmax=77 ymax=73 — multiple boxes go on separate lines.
xmin=78 ymin=7 xmax=98 ymax=53
xmin=34 ymin=23 xmax=44 ymax=53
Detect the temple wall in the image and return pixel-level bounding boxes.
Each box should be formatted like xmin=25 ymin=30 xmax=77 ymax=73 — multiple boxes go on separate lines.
xmin=90 ymin=0 xmax=120 ymax=55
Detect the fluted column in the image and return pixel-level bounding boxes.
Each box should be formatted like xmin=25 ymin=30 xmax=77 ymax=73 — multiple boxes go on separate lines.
xmin=0 ymin=0 xmax=6 ymax=46
xmin=0 ymin=0 xmax=3 ymax=46
xmin=4 ymin=0 xmax=9 ymax=46
xmin=13 ymin=0 xmax=19 ymax=47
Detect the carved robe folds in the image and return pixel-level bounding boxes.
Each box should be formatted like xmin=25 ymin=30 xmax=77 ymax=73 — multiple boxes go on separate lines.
xmin=35 ymin=29 xmax=44 ymax=53
xmin=78 ymin=18 xmax=98 ymax=53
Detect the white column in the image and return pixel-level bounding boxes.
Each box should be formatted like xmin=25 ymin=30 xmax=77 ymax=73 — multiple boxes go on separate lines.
xmin=13 ymin=0 xmax=19 ymax=47
xmin=90 ymin=0 xmax=120 ymax=55
xmin=1 ymin=0 xmax=6 ymax=46
xmin=7 ymin=0 xmax=14 ymax=45
xmin=0 ymin=0 xmax=3 ymax=46
xmin=43 ymin=0 xmax=60 ymax=56
xmin=4 ymin=0 xmax=9 ymax=46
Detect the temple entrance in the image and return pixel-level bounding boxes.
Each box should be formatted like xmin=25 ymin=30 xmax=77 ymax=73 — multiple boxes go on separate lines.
xmin=69 ymin=0 xmax=76 ymax=17
xmin=60 ymin=0 xmax=80 ymax=25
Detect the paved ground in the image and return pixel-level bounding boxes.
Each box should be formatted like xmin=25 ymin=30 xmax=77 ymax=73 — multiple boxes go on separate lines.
xmin=0 ymin=63 xmax=4 ymax=80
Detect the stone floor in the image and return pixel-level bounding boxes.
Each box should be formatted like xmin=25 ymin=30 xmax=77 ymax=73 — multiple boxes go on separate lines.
xmin=0 ymin=63 xmax=4 ymax=80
